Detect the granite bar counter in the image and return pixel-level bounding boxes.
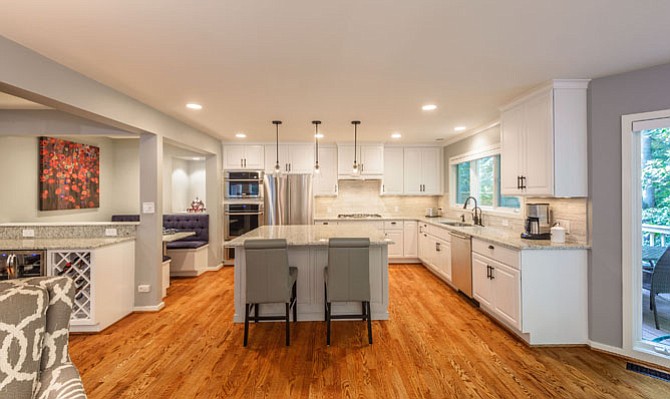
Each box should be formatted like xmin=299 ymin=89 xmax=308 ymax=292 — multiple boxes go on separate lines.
xmin=226 ymin=225 xmax=390 ymax=323
xmin=0 ymin=236 xmax=135 ymax=250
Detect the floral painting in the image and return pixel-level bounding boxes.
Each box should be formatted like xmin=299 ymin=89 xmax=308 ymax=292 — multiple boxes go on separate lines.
xmin=39 ymin=137 xmax=100 ymax=210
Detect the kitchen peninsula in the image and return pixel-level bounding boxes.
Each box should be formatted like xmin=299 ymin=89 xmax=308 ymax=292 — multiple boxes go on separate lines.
xmin=226 ymin=225 xmax=390 ymax=322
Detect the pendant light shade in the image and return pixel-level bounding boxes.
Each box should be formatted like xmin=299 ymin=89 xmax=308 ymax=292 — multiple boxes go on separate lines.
xmin=312 ymin=120 xmax=321 ymax=174
xmin=352 ymin=120 xmax=361 ymax=174
xmin=272 ymin=120 xmax=282 ymax=174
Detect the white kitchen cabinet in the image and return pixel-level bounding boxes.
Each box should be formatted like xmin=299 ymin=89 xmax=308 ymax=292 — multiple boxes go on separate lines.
xmin=314 ymin=146 xmax=338 ymax=196
xmin=385 ymin=230 xmax=404 ymax=258
xmin=417 ymin=223 xmax=430 ymax=263
xmin=382 ymin=147 xmax=404 ymax=195
xmin=472 ymin=252 xmax=521 ymax=330
xmin=403 ymin=147 xmax=441 ymax=195
xmin=500 ymin=79 xmax=589 ymax=197
xmin=337 ymin=144 xmax=384 ymax=177
xmin=224 ymin=144 xmax=265 ymax=170
xmin=403 ymin=221 xmax=418 ymax=257
xmin=48 ymin=241 xmax=135 ymax=333
xmin=417 ymin=222 xmax=452 ymax=283
xmin=264 ymin=143 xmax=314 ymax=174
xmin=434 ymin=238 xmax=451 ymax=281
xmin=472 ymin=255 xmax=493 ymax=308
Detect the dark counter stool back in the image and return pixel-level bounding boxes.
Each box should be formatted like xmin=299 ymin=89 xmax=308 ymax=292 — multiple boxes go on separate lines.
xmin=324 ymin=237 xmax=372 ymax=345
xmin=244 ymin=239 xmax=297 ymax=346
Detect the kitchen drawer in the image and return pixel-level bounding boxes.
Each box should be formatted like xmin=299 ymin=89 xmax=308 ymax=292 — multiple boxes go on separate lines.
xmin=384 ymin=220 xmax=403 ymax=230
xmin=427 ymin=224 xmax=451 ymax=242
xmin=472 ymin=238 xmax=519 ymax=270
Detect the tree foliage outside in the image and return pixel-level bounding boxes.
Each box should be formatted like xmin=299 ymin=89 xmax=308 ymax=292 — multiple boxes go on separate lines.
xmin=642 ymin=128 xmax=670 ymax=225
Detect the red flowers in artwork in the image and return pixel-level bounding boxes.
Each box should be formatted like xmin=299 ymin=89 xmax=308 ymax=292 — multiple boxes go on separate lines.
xmin=39 ymin=137 xmax=100 ymax=211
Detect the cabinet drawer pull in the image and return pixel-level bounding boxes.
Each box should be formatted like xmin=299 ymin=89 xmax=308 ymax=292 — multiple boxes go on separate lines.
xmin=323 ymin=222 xmax=329 ymax=225
xmin=490 ymin=266 xmax=495 ymax=279
xmin=391 ymin=222 xmax=396 ymax=225
xmin=486 ymin=265 xmax=491 ymax=279
xmin=488 ymin=245 xmax=495 ymax=250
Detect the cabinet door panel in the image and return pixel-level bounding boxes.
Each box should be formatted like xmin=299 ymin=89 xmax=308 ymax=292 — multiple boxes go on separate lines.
xmin=288 ymin=143 xmax=315 ymax=173
xmin=360 ymin=145 xmax=384 ymax=175
xmin=264 ymin=144 xmax=288 ymax=174
xmin=435 ymin=239 xmax=451 ymax=281
xmin=403 ymin=221 xmax=418 ymax=257
xmin=383 ymin=147 xmax=404 ymax=194
xmin=337 ymin=145 xmax=356 ymax=175
xmin=421 ymin=148 xmax=441 ymax=194
xmin=472 ymin=254 xmax=493 ymax=307
xmin=403 ymin=148 xmax=423 ymax=194
xmin=500 ymin=105 xmax=524 ymax=195
xmin=386 ymin=230 xmax=404 ymax=258
xmin=244 ymin=145 xmax=265 ymax=169
xmin=491 ymin=262 xmax=521 ymax=330
xmin=224 ymin=146 xmax=246 ymax=169
xmin=314 ymin=147 xmax=338 ymax=196
xmin=523 ymin=90 xmax=554 ymax=195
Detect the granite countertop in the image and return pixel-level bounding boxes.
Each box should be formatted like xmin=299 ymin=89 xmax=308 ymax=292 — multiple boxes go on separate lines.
xmin=313 ymin=215 xmax=590 ymax=250
xmin=0 ymin=236 xmax=135 ymax=250
xmin=225 ymin=225 xmax=390 ymax=248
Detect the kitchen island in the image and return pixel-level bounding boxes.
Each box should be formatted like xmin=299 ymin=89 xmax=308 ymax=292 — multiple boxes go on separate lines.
xmin=226 ymin=225 xmax=390 ymax=322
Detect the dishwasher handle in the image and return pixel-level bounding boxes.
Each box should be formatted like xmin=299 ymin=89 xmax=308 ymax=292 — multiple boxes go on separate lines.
xmin=449 ymin=231 xmax=471 ymax=240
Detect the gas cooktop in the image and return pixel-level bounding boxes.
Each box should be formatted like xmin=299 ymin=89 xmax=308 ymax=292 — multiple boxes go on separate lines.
xmin=337 ymin=213 xmax=383 ymax=219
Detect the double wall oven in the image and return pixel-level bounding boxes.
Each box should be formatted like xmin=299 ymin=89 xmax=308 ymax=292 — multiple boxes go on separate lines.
xmin=224 ymin=170 xmax=265 ymax=263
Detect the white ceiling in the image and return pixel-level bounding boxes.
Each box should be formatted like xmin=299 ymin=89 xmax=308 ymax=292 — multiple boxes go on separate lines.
xmin=2 ymin=1 xmax=670 ymax=144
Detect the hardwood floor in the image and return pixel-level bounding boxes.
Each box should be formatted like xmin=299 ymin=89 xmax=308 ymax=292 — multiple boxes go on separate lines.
xmin=70 ymin=264 xmax=670 ymax=398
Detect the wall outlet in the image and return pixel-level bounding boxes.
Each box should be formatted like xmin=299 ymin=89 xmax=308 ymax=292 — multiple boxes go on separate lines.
xmin=22 ymin=229 xmax=35 ymax=238
xmin=556 ymin=219 xmax=571 ymax=234
xmin=137 ymin=284 xmax=151 ymax=293
xmin=501 ymin=219 xmax=509 ymax=227
xmin=142 ymin=202 xmax=155 ymax=214
xmin=105 ymin=228 xmax=118 ymax=237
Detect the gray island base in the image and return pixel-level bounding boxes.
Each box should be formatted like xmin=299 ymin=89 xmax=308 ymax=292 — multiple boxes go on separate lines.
xmin=226 ymin=225 xmax=390 ymax=322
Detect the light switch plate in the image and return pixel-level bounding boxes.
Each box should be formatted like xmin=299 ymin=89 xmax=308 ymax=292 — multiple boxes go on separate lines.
xmin=142 ymin=202 xmax=155 ymax=214
xmin=137 ymin=284 xmax=151 ymax=293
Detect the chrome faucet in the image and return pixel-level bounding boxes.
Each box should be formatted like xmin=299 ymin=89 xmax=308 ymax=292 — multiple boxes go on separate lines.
xmin=463 ymin=196 xmax=483 ymax=226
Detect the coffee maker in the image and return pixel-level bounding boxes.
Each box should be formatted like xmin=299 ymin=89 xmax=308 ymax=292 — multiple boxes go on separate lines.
xmin=521 ymin=203 xmax=551 ymax=240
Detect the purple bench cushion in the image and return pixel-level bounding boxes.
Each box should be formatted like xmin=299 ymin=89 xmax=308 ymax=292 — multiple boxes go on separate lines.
xmin=111 ymin=214 xmax=140 ymax=222
xmin=162 ymin=214 xmax=209 ymax=243
xmin=166 ymin=241 xmax=208 ymax=250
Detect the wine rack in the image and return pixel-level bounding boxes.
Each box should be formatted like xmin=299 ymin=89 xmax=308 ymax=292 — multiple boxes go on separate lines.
xmin=49 ymin=251 xmax=92 ymax=321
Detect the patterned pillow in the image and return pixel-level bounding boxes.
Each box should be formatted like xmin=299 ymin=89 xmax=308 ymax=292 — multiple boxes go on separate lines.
xmin=0 ymin=282 xmax=48 ymax=399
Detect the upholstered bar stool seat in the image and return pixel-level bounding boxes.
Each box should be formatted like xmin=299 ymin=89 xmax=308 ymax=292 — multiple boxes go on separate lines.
xmin=324 ymin=237 xmax=372 ymax=345
xmin=243 ymin=238 xmax=297 ymax=346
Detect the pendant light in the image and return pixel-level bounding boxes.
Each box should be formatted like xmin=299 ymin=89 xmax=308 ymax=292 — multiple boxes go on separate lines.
xmin=272 ymin=120 xmax=282 ymax=174
xmin=312 ymin=120 xmax=321 ymax=174
xmin=352 ymin=120 xmax=361 ymax=174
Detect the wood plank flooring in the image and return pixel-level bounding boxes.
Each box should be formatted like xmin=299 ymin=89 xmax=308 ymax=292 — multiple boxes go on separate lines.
xmin=69 ymin=264 xmax=670 ymax=398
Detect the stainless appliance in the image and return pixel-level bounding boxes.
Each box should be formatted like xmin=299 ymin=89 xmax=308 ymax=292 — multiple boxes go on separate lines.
xmin=264 ymin=173 xmax=313 ymax=225
xmin=521 ymin=203 xmax=551 ymax=240
xmin=224 ymin=170 xmax=264 ymax=200
xmin=450 ymin=231 xmax=473 ymax=298
xmin=224 ymin=202 xmax=264 ymax=262
xmin=425 ymin=208 xmax=439 ymax=218
xmin=0 ymin=250 xmax=46 ymax=280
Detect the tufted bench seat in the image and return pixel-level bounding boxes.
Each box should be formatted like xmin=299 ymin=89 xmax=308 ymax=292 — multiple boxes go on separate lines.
xmin=163 ymin=214 xmax=209 ymax=277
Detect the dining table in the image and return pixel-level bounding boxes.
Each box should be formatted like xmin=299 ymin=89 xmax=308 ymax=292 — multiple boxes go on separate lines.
xmin=162 ymin=231 xmax=195 ymax=258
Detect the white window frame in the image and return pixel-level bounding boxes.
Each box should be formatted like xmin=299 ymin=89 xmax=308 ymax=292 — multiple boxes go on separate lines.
xmin=620 ymin=109 xmax=670 ymax=369
xmin=449 ymin=144 xmax=522 ymax=216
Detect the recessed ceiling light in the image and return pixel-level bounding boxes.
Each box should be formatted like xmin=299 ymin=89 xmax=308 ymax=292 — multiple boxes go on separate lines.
xmin=454 ymin=126 xmax=467 ymax=132
xmin=235 ymin=133 xmax=247 ymax=138
xmin=391 ymin=133 xmax=402 ymax=139
xmin=314 ymin=133 xmax=324 ymax=139
xmin=186 ymin=103 xmax=202 ymax=110
xmin=192 ymin=157 xmax=203 ymax=161
xmin=422 ymin=104 xmax=437 ymax=111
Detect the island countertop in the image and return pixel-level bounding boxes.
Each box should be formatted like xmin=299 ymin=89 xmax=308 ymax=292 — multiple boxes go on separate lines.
xmin=226 ymin=225 xmax=390 ymax=248
xmin=0 ymin=236 xmax=135 ymax=250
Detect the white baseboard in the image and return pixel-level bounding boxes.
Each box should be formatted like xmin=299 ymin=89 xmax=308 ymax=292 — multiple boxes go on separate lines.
xmin=133 ymin=302 xmax=165 ymax=312
xmin=207 ymin=263 xmax=224 ymax=272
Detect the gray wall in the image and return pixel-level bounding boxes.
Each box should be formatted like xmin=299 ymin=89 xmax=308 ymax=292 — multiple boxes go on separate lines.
xmin=442 ymin=124 xmax=501 ymax=193
xmin=589 ymin=62 xmax=670 ymax=347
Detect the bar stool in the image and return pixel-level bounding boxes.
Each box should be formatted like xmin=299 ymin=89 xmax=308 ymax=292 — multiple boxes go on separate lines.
xmin=243 ymin=239 xmax=297 ymax=346
xmin=324 ymin=237 xmax=372 ymax=345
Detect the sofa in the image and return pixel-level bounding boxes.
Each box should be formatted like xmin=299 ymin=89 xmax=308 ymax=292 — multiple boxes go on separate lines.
xmin=0 ymin=276 xmax=87 ymax=399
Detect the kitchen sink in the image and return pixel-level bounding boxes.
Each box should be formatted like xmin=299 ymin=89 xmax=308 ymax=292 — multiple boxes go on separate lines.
xmin=440 ymin=221 xmax=473 ymax=227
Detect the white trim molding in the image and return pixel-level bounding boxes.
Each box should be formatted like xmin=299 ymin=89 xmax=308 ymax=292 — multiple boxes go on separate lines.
xmin=621 ymin=108 xmax=670 ymax=369
xmin=134 ymin=302 xmax=166 ymax=312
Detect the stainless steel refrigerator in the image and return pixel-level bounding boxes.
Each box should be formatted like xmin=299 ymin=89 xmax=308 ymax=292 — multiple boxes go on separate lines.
xmin=264 ymin=173 xmax=313 ymax=225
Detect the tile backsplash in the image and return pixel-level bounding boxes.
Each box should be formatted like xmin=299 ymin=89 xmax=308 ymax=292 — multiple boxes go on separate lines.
xmin=315 ymin=180 xmax=440 ymax=217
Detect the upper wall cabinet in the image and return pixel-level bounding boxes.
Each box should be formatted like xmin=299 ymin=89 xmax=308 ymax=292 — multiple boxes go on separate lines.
xmin=337 ymin=144 xmax=384 ymax=177
xmin=314 ymin=146 xmax=338 ymax=196
xmin=223 ymin=145 xmax=264 ymax=170
xmin=500 ymin=79 xmax=589 ymax=197
xmin=264 ymin=143 xmax=315 ymax=174
xmin=403 ymin=147 xmax=441 ymax=195
xmin=382 ymin=147 xmax=404 ymax=195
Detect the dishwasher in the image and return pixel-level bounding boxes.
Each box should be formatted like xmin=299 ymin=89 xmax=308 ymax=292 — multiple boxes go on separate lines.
xmin=450 ymin=231 xmax=473 ymax=298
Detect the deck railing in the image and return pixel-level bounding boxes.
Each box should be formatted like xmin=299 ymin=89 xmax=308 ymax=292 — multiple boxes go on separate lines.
xmin=643 ymin=224 xmax=670 ymax=247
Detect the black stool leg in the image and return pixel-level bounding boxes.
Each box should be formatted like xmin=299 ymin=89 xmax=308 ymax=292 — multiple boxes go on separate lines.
xmin=293 ymin=281 xmax=297 ymax=323
xmin=244 ymin=303 xmax=250 ymax=347
xmin=254 ymin=303 xmax=259 ymax=323
xmin=362 ymin=302 xmax=366 ymax=320
xmin=285 ymin=303 xmax=291 ymax=346
xmin=366 ymin=301 xmax=373 ymax=345
xmin=324 ymin=282 xmax=328 ymax=320
xmin=326 ymin=302 xmax=331 ymax=346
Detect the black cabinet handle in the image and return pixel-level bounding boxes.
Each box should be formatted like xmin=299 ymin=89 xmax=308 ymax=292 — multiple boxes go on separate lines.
xmin=486 ymin=265 xmax=491 ymax=279
xmin=488 ymin=245 xmax=495 ymax=250
xmin=521 ymin=176 xmax=527 ymax=189
xmin=490 ymin=267 xmax=495 ymax=280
